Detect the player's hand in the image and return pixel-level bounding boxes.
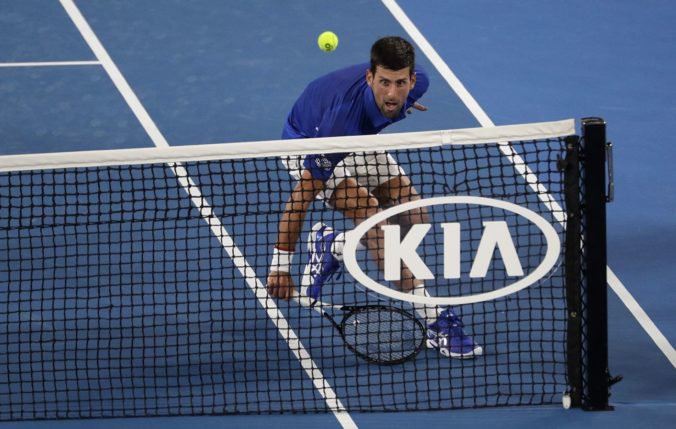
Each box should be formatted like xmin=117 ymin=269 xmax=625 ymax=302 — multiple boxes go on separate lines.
xmin=267 ymin=270 xmax=295 ymax=300
xmin=407 ymin=102 xmax=428 ymax=114
xmin=412 ymin=101 xmax=428 ymax=112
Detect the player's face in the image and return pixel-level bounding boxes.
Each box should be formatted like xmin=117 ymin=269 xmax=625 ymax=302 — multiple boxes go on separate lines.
xmin=367 ymin=66 xmax=416 ymax=119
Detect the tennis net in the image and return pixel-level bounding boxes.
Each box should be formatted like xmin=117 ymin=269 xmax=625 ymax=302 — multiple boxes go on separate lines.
xmin=0 ymin=118 xmax=612 ymax=420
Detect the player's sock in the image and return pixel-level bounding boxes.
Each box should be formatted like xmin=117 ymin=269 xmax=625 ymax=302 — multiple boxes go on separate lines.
xmin=410 ymin=283 xmax=439 ymax=323
xmin=330 ymin=231 xmax=364 ymax=262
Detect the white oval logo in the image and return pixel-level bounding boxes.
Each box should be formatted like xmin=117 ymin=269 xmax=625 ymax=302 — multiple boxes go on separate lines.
xmin=343 ymin=196 xmax=561 ymax=306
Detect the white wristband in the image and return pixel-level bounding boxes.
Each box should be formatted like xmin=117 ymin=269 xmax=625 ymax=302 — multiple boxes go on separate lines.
xmin=271 ymin=247 xmax=294 ymax=272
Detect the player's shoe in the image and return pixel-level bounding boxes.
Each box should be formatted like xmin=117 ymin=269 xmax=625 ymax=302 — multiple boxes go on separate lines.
xmin=301 ymin=223 xmax=342 ymax=300
xmin=426 ymin=308 xmax=483 ymax=359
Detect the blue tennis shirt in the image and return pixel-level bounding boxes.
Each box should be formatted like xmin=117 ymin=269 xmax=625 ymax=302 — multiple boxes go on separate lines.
xmin=282 ymin=62 xmax=429 ymax=180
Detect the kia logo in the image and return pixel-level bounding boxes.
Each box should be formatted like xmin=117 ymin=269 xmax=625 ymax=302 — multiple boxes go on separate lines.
xmin=343 ymin=196 xmax=561 ymax=305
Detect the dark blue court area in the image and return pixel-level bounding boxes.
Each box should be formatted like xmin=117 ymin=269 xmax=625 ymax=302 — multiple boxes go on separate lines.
xmin=0 ymin=1 xmax=674 ymax=428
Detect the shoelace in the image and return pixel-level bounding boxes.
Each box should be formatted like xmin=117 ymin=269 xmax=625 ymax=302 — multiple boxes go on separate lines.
xmin=309 ymin=230 xmax=343 ymax=282
xmin=315 ymin=225 xmax=343 ymax=281
xmin=314 ymin=256 xmax=341 ymax=282
xmin=437 ymin=311 xmax=465 ymax=331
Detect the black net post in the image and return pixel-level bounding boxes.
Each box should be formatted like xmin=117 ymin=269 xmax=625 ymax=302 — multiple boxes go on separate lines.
xmin=580 ymin=117 xmax=613 ymax=410
xmin=562 ymin=134 xmax=582 ymax=407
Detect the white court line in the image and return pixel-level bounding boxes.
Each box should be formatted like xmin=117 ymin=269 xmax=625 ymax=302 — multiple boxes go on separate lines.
xmin=382 ymin=0 xmax=675 ymax=368
xmin=608 ymin=268 xmax=676 ymax=367
xmin=58 ymin=0 xmax=358 ymax=426
xmin=0 ymin=61 xmax=100 ymax=67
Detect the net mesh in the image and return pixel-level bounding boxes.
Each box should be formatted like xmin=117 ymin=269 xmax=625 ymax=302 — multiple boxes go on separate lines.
xmin=0 ymin=121 xmax=576 ymax=420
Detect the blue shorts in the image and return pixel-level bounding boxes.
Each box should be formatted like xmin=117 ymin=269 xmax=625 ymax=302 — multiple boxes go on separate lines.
xmin=280 ymin=123 xmax=405 ymax=200
xmin=282 ymin=122 xmax=348 ymax=181
xmin=302 ymin=153 xmax=349 ymax=181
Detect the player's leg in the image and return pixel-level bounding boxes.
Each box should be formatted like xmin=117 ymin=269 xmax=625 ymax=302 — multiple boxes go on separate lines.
xmin=307 ymin=154 xmax=426 ymax=302
xmin=349 ymin=152 xmax=429 ymax=292
xmin=322 ymin=173 xmax=481 ymax=358
xmin=361 ymin=153 xmax=482 ymax=358
xmin=301 ymin=175 xmax=379 ymax=299
xmin=371 ymin=173 xmax=429 ymax=234
xmin=303 ymin=152 xmax=481 ymax=358
xmin=299 ymin=158 xmax=356 ymax=299
xmin=309 ymin=152 xmax=424 ymax=293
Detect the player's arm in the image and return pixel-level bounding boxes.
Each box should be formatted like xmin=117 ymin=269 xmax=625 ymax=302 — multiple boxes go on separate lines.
xmin=267 ymin=169 xmax=325 ymax=299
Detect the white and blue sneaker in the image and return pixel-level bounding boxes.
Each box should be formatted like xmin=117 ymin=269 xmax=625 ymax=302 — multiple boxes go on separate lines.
xmin=301 ymin=223 xmax=342 ymax=300
xmin=426 ymin=308 xmax=483 ymax=359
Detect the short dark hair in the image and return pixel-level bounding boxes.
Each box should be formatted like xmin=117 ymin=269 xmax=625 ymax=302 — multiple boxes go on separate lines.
xmin=369 ymin=36 xmax=415 ymax=75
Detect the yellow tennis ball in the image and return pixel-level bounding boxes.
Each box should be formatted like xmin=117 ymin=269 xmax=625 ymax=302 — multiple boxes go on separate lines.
xmin=317 ymin=31 xmax=339 ymax=52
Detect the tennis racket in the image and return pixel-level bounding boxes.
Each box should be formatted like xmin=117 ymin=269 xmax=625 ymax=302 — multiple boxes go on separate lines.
xmin=291 ymin=290 xmax=425 ymax=365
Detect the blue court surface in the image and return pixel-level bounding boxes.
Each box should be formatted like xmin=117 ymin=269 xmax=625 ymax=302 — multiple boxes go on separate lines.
xmin=0 ymin=1 xmax=674 ymax=428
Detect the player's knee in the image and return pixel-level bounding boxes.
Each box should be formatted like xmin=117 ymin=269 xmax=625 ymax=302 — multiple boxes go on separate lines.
xmin=412 ymin=206 xmax=430 ymax=224
xmin=360 ymin=195 xmax=380 ymax=216
xmin=342 ymin=187 xmax=377 ymax=210
xmin=397 ymin=206 xmax=430 ymax=227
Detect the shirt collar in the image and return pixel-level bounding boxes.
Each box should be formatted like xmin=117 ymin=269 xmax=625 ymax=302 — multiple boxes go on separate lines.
xmin=364 ymin=86 xmax=407 ymax=129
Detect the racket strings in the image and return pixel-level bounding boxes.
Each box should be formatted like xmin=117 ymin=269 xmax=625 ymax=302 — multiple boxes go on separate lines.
xmin=341 ymin=307 xmax=424 ymax=364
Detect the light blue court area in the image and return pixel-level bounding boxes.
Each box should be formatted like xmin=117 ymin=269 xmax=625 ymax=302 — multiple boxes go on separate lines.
xmin=0 ymin=0 xmax=92 ymax=62
xmin=0 ymin=0 xmax=674 ymax=428
xmin=0 ymin=0 xmax=155 ymax=154
xmin=0 ymin=66 xmax=153 ymax=154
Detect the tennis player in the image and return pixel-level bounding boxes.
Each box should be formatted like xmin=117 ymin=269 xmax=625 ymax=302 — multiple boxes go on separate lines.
xmin=267 ymin=36 xmax=481 ymax=359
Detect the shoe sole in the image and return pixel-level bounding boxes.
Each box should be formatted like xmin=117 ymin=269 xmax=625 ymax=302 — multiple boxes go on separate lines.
xmin=426 ymin=339 xmax=484 ymax=359
xmin=450 ymin=345 xmax=483 ymax=359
